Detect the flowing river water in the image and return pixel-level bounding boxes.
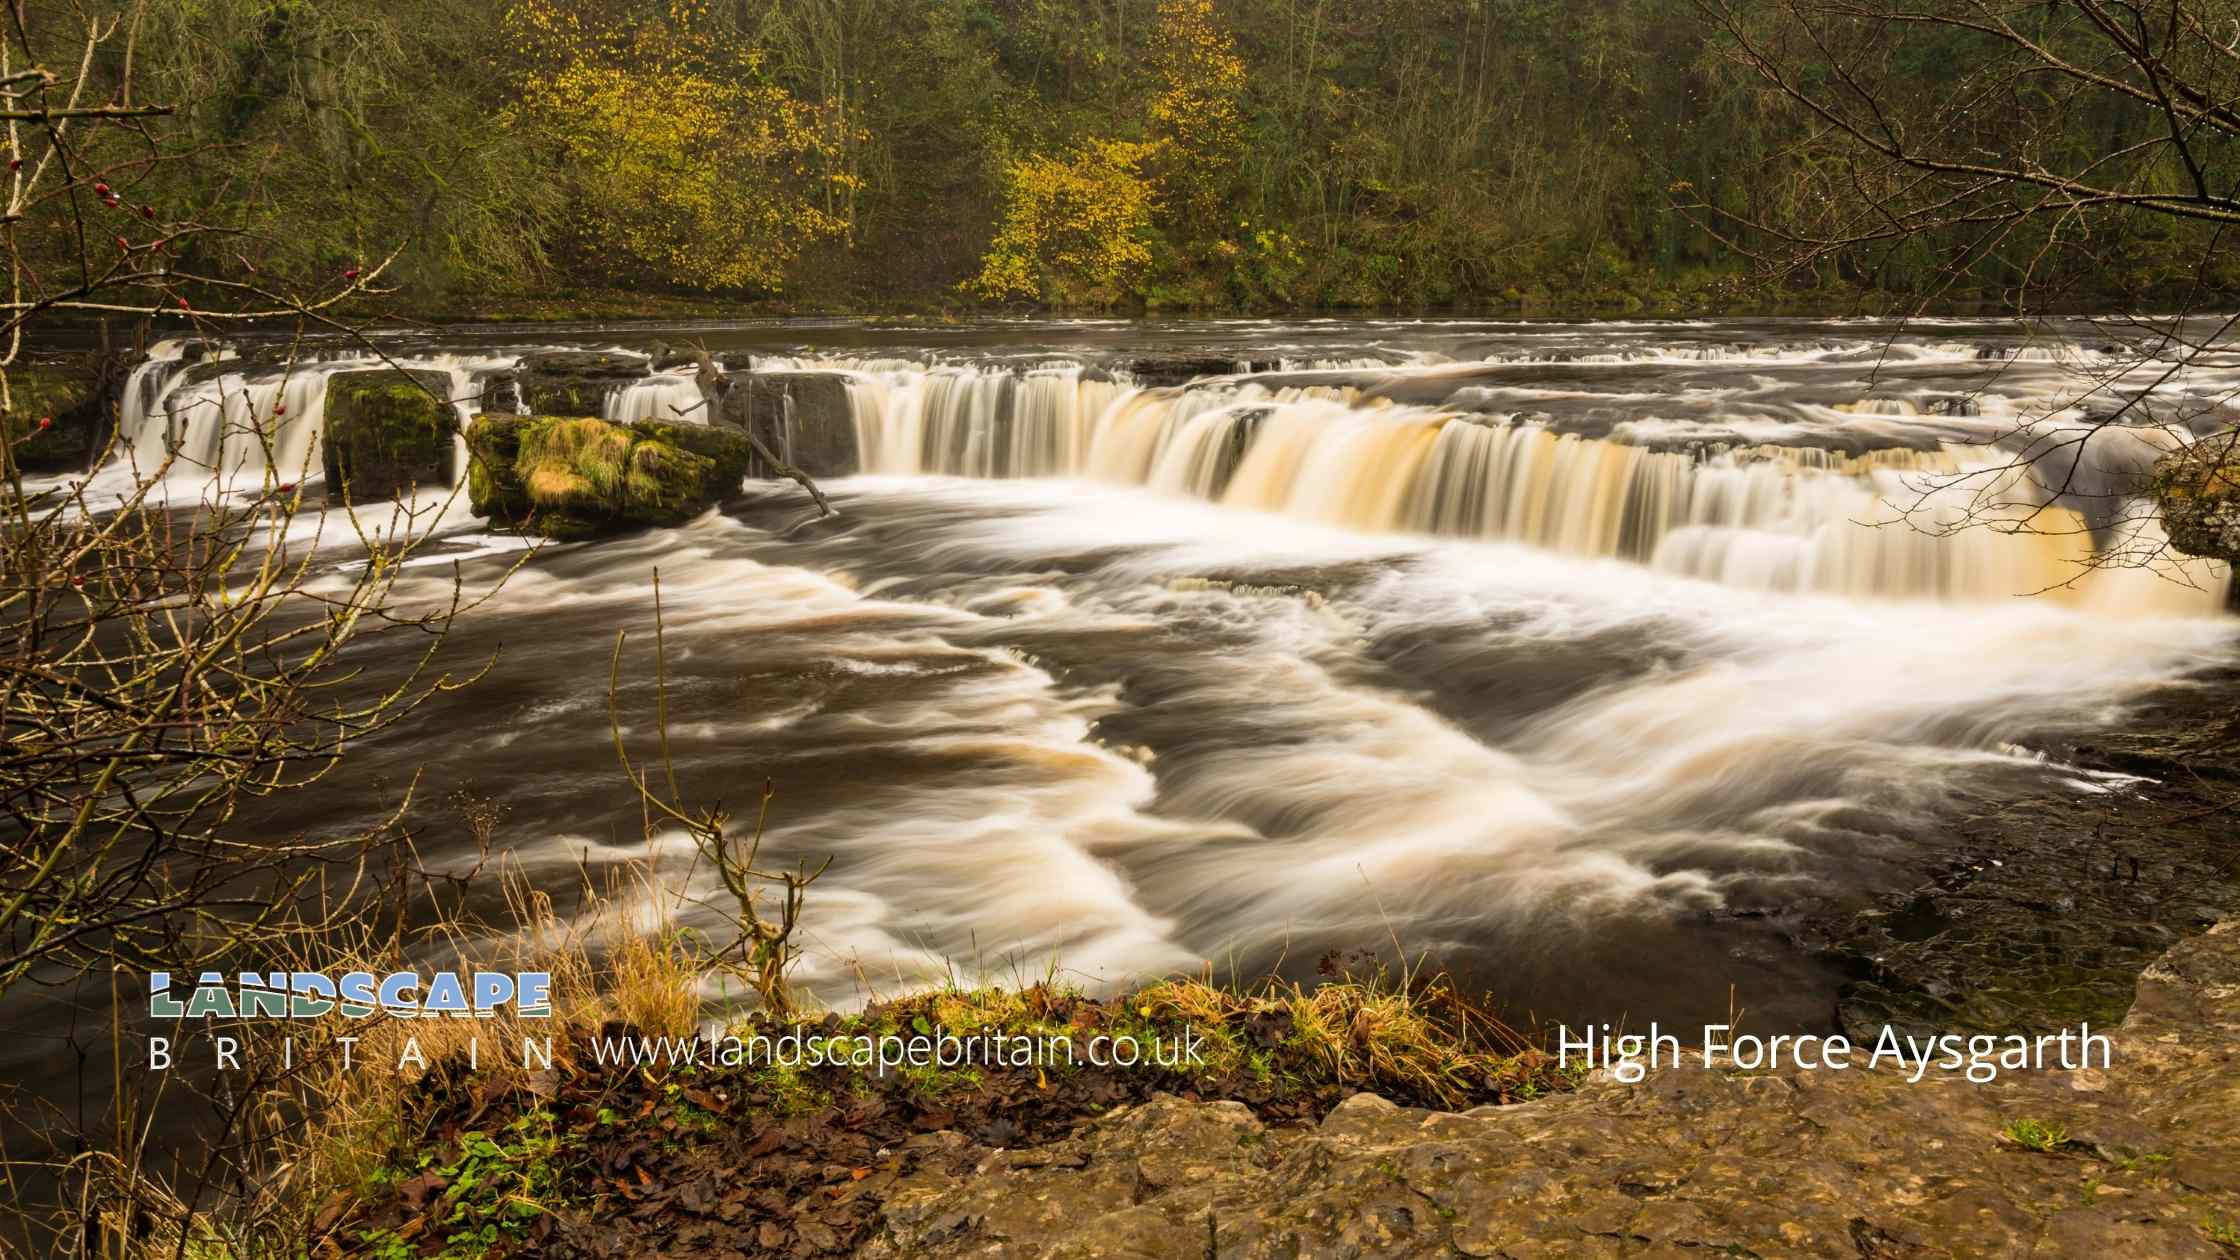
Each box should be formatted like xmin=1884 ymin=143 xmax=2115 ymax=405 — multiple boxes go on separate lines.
xmin=17 ymin=317 xmax=2240 ymax=1099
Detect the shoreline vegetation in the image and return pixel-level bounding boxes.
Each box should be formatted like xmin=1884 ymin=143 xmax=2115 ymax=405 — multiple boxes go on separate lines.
xmin=20 ymin=0 xmax=2240 ymax=328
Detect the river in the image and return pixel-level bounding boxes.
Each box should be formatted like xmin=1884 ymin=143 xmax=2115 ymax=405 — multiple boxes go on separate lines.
xmin=18 ymin=315 xmax=2240 ymax=1080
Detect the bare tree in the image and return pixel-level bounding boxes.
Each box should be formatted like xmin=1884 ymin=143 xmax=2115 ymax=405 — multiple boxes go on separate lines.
xmin=0 ymin=6 xmax=517 ymax=1252
xmin=0 ymin=0 xmax=499 ymax=997
xmin=1690 ymin=0 xmax=2240 ymax=584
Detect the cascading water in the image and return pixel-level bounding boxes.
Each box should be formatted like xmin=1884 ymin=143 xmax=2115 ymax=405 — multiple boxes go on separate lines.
xmin=112 ymin=351 xmax=511 ymax=501
xmin=824 ymin=370 xmax=2228 ymax=613
xmin=21 ymin=316 xmax=2240 ymax=1079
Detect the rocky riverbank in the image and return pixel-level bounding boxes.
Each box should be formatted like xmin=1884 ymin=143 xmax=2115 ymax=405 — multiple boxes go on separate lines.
xmin=862 ymin=918 xmax=2240 ymax=1259
xmin=318 ymin=917 xmax=2240 ymax=1259
xmin=1819 ymin=662 xmax=2240 ymax=1043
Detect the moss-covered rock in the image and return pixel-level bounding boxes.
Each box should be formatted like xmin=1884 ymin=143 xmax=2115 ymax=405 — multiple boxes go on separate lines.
xmin=2154 ymin=435 xmax=2240 ymax=564
xmin=516 ymin=350 xmax=648 ymax=416
xmin=620 ymin=436 xmax=715 ymax=526
xmin=3 ymin=361 xmax=112 ymax=473
xmin=322 ymin=368 xmax=456 ymax=501
xmin=464 ymin=414 xmax=534 ymax=520
xmin=464 ymin=413 xmax=747 ymax=538
xmin=518 ymin=416 xmax=634 ymax=514
xmin=627 ymin=418 xmax=753 ymax=500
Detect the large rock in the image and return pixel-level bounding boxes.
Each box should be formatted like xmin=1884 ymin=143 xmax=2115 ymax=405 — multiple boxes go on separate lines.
xmin=462 ymin=413 xmax=752 ymax=539
xmin=2154 ymin=435 xmax=2240 ymax=564
xmin=862 ymin=920 xmax=2240 ymax=1259
xmin=463 ymin=413 xmax=532 ymax=520
xmin=513 ymin=349 xmax=649 ymax=416
xmin=321 ymin=368 xmax=456 ymax=500
xmin=720 ymin=370 xmax=860 ymax=477
xmin=3 ymin=357 xmax=127 ymax=474
xmin=1122 ymin=356 xmax=1277 ymax=386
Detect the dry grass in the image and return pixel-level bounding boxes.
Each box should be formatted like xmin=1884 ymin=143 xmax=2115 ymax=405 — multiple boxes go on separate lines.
xmin=1130 ymin=961 xmax=1549 ymax=1108
xmin=57 ymin=862 xmax=706 ymax=1260
xmin=518 ymin=417 xmax=633 ymax=510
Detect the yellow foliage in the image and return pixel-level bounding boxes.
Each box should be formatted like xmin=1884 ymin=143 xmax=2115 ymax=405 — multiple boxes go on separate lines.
xmin=968 ymin=139 xmax=1160 ymax=302
xmin=1149 ymin=0 xmax=1246 ymax=227
xmin=503 ymin=0 xmax=855 ymax=291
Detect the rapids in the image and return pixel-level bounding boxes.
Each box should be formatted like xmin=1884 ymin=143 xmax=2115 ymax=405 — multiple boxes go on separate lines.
xmin=22 ymin=315 xmax=2240 ymax=1043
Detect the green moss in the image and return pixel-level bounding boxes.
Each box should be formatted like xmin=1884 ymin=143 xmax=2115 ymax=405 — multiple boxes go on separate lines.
xmin=464 ymin=414 xmax=534 ymax=519
xmin=629 ymin=419 xmax=753 ymax=501
xmin=466 ymin=414 xmax=741 ymax=539
xmin=621 ymin=438 xmax=714 ymax=526
xmin=2002 ymin=1116 xmax=2072 ymax=1153
xmin=518 ymin=416 xmax=633 ymax=513
xmin=2 ymin=364 xmax=101 ymax=472
xmin=324 ymin=369 xmax=454 ymax=500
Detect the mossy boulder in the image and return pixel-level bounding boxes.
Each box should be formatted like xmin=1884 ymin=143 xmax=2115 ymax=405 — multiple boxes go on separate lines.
xmin=630 ymin=418 xmax=754 ymax=500
xmin=463 ymin=413 xmax=751 ymax=538
xmin=2152 ymin=435 xmax=2240 ymax=564
xmin=464 ymin=414 xmax=534 ymax=519
xmin=515 ymin=350 xmax=649 ymax=416
xmin=3 ymin=360 xmax=116 ymax=474
xmin=321 ymin=368 xmax=456 ymax=501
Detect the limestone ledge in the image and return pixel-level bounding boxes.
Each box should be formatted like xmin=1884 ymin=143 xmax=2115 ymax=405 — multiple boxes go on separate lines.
xmin=863 ymin=920 xmax=2240 ymax=1259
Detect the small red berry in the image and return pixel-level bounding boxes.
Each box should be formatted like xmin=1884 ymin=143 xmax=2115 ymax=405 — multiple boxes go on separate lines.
xmin=6 ymin=158 xmax=18 ymax=171
xmin=92 ymin=181 xmax=108 ymax=195
xmin=175 ymin=296 xmax=190 ymax=310
xmin=113 ymin=235 xmax=128 ymax=252
xmin=69 ymin=575 xmax=84 ymax=588
xmin=275 ymin=482 xmax=297 ymax=494
xmin=36 ymin=416 xmax=51 ymax=429
xmin=343 ymin=267 xmax=360 ymax=281
xmin=141 ymin=205 xmax=154 ymax=220
xmin=273 ymin=402 xmax=286 ymax=415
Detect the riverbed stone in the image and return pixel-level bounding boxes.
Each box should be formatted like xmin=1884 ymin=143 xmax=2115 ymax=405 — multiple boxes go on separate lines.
xmin=321 ymin=367 xmax=456 ymax=500
xmin=2153 ymin=435 xmax=2240 ymax=563
xmin=721 ymin=370 xmax=860 ymax=476
xmin=516 ymin=349 xmax=649 ymax=416
xmin=462 ymin=412 xmax=752 ymax=537
xmin=860 ymin=921 xmax=2240 ymax=1260
xmin=463 ymin=413 xmax=532 ymax=520
xmin=3 ymin=358 xmax=120 ymax=473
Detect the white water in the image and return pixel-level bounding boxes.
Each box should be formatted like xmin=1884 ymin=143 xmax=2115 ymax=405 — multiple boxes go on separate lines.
xmin=817 ymin=368 xmax=2229 ymax=613
xmin=426 ymin=480 xmax=2227 ymax=1017
xmin=110 ymin=348 xmax=509 ymax=501
xmin=42 ymin=317 xmax=2240 ymax=1029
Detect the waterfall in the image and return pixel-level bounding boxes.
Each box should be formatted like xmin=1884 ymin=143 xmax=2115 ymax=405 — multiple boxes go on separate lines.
xmin=114 ymin=352 xmax=511 ymax=495
xmin=607 ymin=373 xmax=706 ymax=425
xmin=845 ymin=364 xmax=1130 ymax=477
xmin=833 ymin=368 xmax=2230 ymax=613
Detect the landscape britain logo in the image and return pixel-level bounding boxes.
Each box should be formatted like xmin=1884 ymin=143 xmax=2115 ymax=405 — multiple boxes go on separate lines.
xmin=145 ymin=970 xmax=555 ymax=1074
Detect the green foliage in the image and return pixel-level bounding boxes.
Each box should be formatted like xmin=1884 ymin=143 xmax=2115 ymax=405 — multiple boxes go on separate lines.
xmin=968 ymin=139 xmax=1161 ymax=303
xmin=503 ymin=0 xmax=855 ymax=293
xmin=1 ymin=366 xmax=100 ymax=473
xmin=2002 ymin=1117 xmax=2071 ymax=1153
xmin=356 ymin=1110 xmax=577 ymax=1259
xmin=138 ymin=0 xmax=561 ymax=297
xmin=117 ymin=0 xmax=2240 ymax=312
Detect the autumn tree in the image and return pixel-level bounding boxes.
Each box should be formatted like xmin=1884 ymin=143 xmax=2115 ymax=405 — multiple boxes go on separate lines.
xmin=1148 ymin=0 xmax=1247 ymax=231
xmin=1686 ymin=0 xmax=2240 ymax=580
xmin=969 ymin=139 xmax=1160 ymax=303
xmin=503 ymin=0 xmax=856 ymax=293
